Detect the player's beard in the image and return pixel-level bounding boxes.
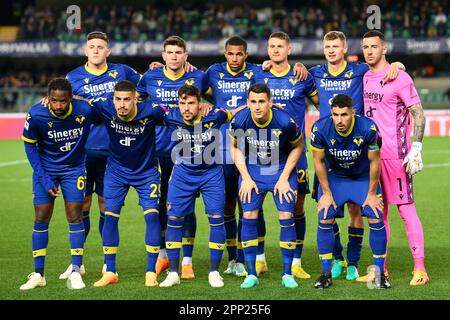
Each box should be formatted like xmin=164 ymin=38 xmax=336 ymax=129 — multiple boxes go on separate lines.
xmin=365 ymin=54 xmax=382 ymax=67
xmin=167 ymin=62 xmax=184 ymax=74
xmin=51 ymin=106 xmax=69 ymax=116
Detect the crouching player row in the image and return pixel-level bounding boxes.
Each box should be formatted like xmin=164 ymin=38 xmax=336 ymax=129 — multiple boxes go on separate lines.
xmin=311 ymin=94 xmax=390 ymax=289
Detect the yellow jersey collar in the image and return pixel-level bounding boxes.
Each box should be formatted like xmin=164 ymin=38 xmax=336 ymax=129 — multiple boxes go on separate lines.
xmin=269 ymin=65 xmax=291 ymax=77
xmin=226 ymin=62 xmax=247 ymax=76
xmin=183 ymin=114 xmax=202 ymax=126
xmin=49 ymin=103 xmax=73 ymax=119
xmin=336 ymin=116 xmax=355 ymax=137
xmin=163 ymin=67 xmax=185 ymax=81
xmin=117 ymin=105 xmax=138 ymax=122
xmin=84 ymin=63 xmax=108 ymax=76
xmin=327 ymin=61 xmax=347 ymax=77
xmin=251 ymin=108 xmax=273 ymax=128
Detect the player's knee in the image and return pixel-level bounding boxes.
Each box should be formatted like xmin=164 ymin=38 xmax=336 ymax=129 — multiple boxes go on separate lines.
xmin=294 ymin=194 xmax=305 ymax=213
xmin=67 ymin=216 xmax=83 ymax=224
xmin=224 ymin=199 xmax=237 ymax=216
xmin=348 ymin=203 xmax=361 ymax=216
xmin=34 ymin=205 xmax=52 ymax=223
xmin=65 ymin=204 xmax=83 ymax=223
xmin=98 ymin=196 xmax=105 ymax=210
xmin=279 ymin=212 xmax=293 ymax=220
xmin=349 ymin=207 xmax=364 ymax=228
xmin=34 ymin=216 xmax=51 ymax=224
xmin=208 ymin=214 xmax=222 ymax=219
xmin=243 ymin=211 xmax=258 ymax=219
xmin=168 ymin=215 xmax=183 ymax=222
xmin=82 ymin=195 xmax=92 ymax=211
xmin=319 ymin=219 xmax=334 ymax=224
xmin=66 ymin=208 xmax=83 ymax=223
xmin=367 ymin=218 xmax=382 ymax=224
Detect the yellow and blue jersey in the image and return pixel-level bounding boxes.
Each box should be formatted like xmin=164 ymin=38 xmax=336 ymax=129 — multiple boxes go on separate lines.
xmin=254 ymin=65 xmax=317 ymax=139
xmin=230 ymin=107 xmax=301 ymax=169
xmin=163 ymin=107 xmax=231 ymax=170
xmin=66 ymin=63 xmax=141 ymax=152
xmin=205 ymin=62 xmax=260 ymax=109
xmin=22 ymin=100 xmax=95 ymax=173
xmin=310 ymin=115 xmax=382 ymax=178
xmin=309 ymin=61 xmax=369 ymax=118
xmin=89 ymin=95 xmax=166 ymax=177
xmin=136 ymin=67 xmax=208 ymax=157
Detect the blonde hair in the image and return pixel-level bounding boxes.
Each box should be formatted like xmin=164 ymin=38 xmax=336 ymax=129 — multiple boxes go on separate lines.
xmin=269 ymin=32 xmax=290 ymax=43
xmin=87 ymin=31 xmax=109 ymax=44
xmin=323 ymin=31 xmax=346 ymax=42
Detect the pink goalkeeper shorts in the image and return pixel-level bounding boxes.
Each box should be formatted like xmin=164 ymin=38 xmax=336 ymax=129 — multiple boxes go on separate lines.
xmin=380 ymin=159 xmax=414 ymax=205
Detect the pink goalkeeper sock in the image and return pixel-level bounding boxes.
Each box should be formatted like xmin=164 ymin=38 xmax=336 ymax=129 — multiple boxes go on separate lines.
xmin=398 ymin=203 xmax=426 ymax=271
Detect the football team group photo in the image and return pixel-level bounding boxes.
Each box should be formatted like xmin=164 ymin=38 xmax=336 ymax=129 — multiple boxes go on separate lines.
xmin=1 ymin=0 xmax=449 ymax=301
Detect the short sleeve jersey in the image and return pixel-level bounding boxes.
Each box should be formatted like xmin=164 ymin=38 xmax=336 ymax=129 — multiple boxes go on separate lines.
xmin=309 ymin=61 xmax=369 ymax=118
xmin=206 ymin=62 xmax=260 ymax=109
xmin=67 ymin=63 xmax=141 ymax=151
xmin=310 ymin=115 xmax=382 ymax=178
xmin=254 ymin=65 xmax=317 ymax=138
xmin=363 ymin=65 xmax=420 ymax=160
xmin=136 ymin=67 xmax=208 ymax=157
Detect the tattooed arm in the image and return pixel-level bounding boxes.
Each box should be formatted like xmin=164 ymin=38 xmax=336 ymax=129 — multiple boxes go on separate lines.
xmin=402 ymin=102 xmax=425 ymax=175
xmin=408 ymin=103 xmax=425 ymax=142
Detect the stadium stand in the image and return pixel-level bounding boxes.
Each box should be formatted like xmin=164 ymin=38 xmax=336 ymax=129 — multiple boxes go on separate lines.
xmin=14 ymin=0 xmax=450 ymax=41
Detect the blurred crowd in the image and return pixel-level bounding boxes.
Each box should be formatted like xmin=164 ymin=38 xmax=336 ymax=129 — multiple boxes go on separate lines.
xmin=0 ymin=72 xmax=57 ymax=109
xmin=17 ymin=0 xmax=450 ymax=41
xmin=0 ymin=72 xmax=59 ymax=88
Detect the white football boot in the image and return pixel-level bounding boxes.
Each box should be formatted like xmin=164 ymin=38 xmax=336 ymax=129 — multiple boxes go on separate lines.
xmin=20 ymin=272 xmax=46 ymax=290
xmin=159 ymin=272 xmax=181 ymax=287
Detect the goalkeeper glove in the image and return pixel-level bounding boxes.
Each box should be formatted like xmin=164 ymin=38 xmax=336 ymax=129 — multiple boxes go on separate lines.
xmin=402 ymin=141 xmax=423 ymax=175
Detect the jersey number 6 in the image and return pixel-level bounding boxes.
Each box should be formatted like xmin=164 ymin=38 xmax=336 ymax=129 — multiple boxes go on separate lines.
xmin=77 ymin=176 xmax=86 ymax=191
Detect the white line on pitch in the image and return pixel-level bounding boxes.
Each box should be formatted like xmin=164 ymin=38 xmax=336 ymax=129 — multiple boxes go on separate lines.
xmin=425 ymin=162 xmax=450 ymax=168
xmin=0 ymin=178 xmax=31 ymax=182
xmin=0 ymin=160 xmax=28 ymax=167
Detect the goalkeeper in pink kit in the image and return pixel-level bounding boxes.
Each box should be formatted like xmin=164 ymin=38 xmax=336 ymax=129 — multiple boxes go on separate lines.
xmin=360 ymin=30 xmax=428 ymax=286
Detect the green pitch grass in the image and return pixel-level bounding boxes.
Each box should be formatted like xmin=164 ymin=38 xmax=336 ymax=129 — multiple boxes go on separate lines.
xmin=1 ymin=137 xmax=449 ymax=300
